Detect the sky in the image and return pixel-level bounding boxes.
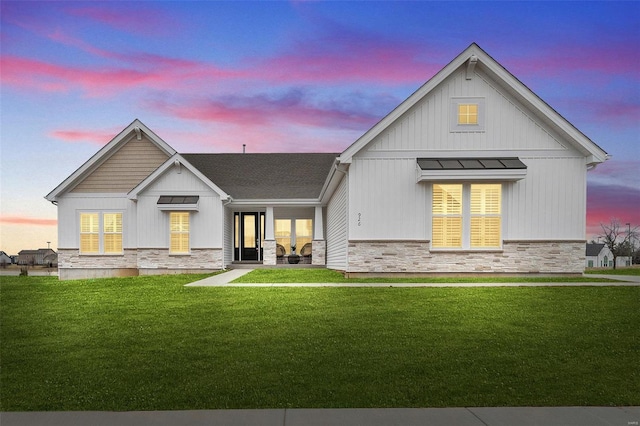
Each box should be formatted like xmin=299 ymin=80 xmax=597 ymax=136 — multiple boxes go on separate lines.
xmin=1 ymin=1 xmax=639 ymax=256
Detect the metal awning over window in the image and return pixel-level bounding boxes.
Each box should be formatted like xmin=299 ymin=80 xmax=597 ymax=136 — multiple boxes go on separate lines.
xmin=417 ymin=157 xmax=527 ymax=182
xmin=157 ymin=195 xmax=200 ymax=210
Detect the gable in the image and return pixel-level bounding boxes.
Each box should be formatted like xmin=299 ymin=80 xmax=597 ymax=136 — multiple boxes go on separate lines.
xmin=365 ymin=66 xmax=572 ymax=154
xmin=340 ymin=43 xmax=608 ymax=165
xmin=71 ymin=134 xmax=170 ymax=193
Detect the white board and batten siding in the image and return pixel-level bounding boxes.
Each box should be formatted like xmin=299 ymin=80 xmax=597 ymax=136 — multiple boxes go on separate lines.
xmin=349 ymin=66 xmax=588 ymax=242
xmin=348 ymin=158 xmax=427 ymax=240
xmin=57 ymin=195 xmax=137 ymax=249
xmin=326 ymin=175 xmax=348 ymax=270
xmin=136 ymin=166 xmax=223 ymax=249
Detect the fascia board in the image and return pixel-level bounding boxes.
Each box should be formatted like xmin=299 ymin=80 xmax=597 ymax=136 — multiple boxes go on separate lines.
xmin=45 ymin=119 xmax=177 ymax=202
xmin=229 ymin=199 xmax=322 ymax=207
xmin=339 ymin=44 xmax=480 ymax=164
xmin=128 ymin=154 xmax=229 ymax=200
xmin=318 ymin=161 xmax=349 ymax=205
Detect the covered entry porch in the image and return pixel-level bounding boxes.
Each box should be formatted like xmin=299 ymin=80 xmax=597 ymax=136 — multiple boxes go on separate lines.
xmin=232 ymin=205 xmax=326 ymax=266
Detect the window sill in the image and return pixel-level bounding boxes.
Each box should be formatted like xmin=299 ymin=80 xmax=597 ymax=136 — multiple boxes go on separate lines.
xmin=79 ymin=253 xmax=124 ymax=256
xmin=169 ymin=253 xmax=191 ymax=256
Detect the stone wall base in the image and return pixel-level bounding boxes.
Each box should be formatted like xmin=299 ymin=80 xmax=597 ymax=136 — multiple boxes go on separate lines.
xmin=57 ymin=248 xmax=223 ymax=280
xmin=263 ymin=240 xmax=276 ymax=266
xmin=59 ymin=268 xmax=139 ymax=280
xmin=137 ymin=248 xmax=223 ymax=270
xmin=347 ymin=240 xmax=585 ymax=274
xmin=312 ymin=240 xmax=326 ymax=266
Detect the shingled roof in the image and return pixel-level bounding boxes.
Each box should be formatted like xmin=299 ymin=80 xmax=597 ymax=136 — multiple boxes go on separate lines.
xmin=586 ymin=243 xmax=605 ymax=257
xmin=181 ymin=153 xmax=338 ymax=200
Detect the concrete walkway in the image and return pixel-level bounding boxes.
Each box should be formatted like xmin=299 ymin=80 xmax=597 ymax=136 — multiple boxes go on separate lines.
xmin=185 ymin=269 xmax=640 ymax=287
xmin=3 ymin=406 xmax=639 ymax=426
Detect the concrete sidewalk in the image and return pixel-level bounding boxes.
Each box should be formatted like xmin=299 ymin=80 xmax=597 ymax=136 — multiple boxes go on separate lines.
xmin=2 ymin=406 xmax=639 ymax=426
xmin=185 ymin=269 xmax=640 ymax=287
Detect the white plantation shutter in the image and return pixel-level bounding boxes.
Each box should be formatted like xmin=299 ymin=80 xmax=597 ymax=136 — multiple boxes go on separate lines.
xmin=170 ymin=212 xmax=190 ymax=254
xmin=80 ymin=213 xmax=99 ymax=253
xmin=432 ymin=184 xmax=463 ymax=248
xmin=103 ymin=213 xmax=122 ymax=254
xmin=470 ymin=184 xmax=501 ymax=247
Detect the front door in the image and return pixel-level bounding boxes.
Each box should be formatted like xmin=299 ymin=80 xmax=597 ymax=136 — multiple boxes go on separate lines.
xmin=234 ymin=212 xmax=264 ymax=261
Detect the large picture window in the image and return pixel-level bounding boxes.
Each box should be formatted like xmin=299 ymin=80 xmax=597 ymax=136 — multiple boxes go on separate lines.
xmin=79 ymin=212 xmax=122 ymax=254
xmin=274 ymin=218 xmax=313 ymax=254
xmin=170 ymin=212 xmax=190 ymax=254
xmin=432 ymin=183 xmax=501 ymax=249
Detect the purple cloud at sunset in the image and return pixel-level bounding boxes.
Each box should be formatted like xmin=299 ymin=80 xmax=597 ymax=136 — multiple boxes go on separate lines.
xmin=0 ymin=216 xmax=57 ymax=226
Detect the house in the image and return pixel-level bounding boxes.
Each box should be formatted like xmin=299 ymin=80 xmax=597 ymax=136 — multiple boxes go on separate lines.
xmin=17 ymin=249 xmax=56 ymax=266
xmin=585 ymin=243 xmax=630 ymax=268
xmin=46 ymin=43 xmax=608 ymax=280
xmin=0 ymin=251 xmax=13 ymax=266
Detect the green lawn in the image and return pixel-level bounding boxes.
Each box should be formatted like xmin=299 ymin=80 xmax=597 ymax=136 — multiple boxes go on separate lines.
xmin=585 ymin=267 xmax=640 ymax=276
xmin=233 ymin=268 xmax=616 ymax=283
xmin=1 ymin=274 xmax=638 ymax=411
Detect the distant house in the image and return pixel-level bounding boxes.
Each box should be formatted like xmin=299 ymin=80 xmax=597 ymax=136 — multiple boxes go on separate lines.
xmin=46 ymin=43 xmax=608 ymax=280
xmin=585 ymin=243 xmax=630 ymax=268
xmin=0 ymin=251 xmax=13 ymax=266
xmin=17 ymin=249 xmax=56 ymax=266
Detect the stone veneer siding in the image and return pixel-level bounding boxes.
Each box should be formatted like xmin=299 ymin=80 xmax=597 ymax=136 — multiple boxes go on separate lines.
xmin=137 ymin=248 xmax=222 ymax=271
xmin=347 ymin=240 xmax=585 ymax=274
xmin=312 ymin=240 xmax=326 ymax=266
xmin=58 ymin=248 xmax=223 ymax=279
xmin=58 ymin=248 xmax=138 ymax=280
xmin=263 ymin=240 xmax=276 ymax=266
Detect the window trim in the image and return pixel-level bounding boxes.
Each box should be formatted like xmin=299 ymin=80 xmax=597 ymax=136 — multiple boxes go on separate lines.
xmin=430 ymin=183 xmax=502 ymax=251
xmin=79 ymin=211 xmax=123 ymax=255
xmin=450 ymin=97 xmax=485 ymax=132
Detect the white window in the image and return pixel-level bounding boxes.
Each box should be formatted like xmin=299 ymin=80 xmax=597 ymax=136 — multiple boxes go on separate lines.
xmin=79 ymin=212 xmax=122 ymax=254
xmin=450 ymin=97 xmax=485 ymax=132
xmin=274 ymin=218 xmax=313 ymax=254
xmin=170 ymin=212 xmax=190 ymax=254
xmin=432 ymin=183 xmax=501 ymax=249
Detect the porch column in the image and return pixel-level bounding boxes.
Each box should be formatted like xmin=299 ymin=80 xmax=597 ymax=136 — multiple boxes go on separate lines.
xmin=263 ymin=206 xmax=276 ymax=265
xmin=313 ymin=206 xmax=323 ymax=239
xmin=265 ymin=206 xmax=275 ymax=240
xmin=312 ymin=206 xmax=326 ymax=265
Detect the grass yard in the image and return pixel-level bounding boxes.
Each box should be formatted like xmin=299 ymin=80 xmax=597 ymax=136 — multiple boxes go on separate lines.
xmin=585 ymin=267 xmax=640 ymax=276
xmin=233 ymin=268 xmax=616 ymax=283
xmin=1 ymin=274 xmax=638 ymax=411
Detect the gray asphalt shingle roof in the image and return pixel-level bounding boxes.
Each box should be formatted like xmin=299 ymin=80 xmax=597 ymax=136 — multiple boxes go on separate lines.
xmin=181 ymin=153 xmax=338 ymax=200
xmin=586 ymin=243 xmax=605 ymax=257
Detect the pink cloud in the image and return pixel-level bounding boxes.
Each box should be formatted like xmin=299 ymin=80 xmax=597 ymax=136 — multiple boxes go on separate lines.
xmin=0 ymin=53 xmax=240 ymax=97
xmin=587 ymin=182 xmax=640 ymax=237
xmin=170 ymin=123 xmax=355 ymax=154
xmin=50 ymin=129 xmax=115 ymax=145
xmin=0 ymin=216 xmax=57 ymax=226
xmin=68 ymin=5 xmax=180 ymax=37
xmin=254 ymin=29 xmax=443 ymax=84
xmin=509 ymin=43 xmax=639 ymax=80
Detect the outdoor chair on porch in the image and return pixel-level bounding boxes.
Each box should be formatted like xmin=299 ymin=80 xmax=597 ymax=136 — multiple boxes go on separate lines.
xmin=276 ymin=244 xmax=286 ymax=264
xmin=300 ymin=243 xmax=312 ymax=264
